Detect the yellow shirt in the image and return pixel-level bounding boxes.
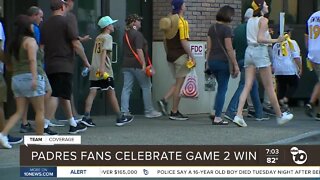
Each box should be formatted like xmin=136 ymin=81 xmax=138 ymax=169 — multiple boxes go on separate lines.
xmin=178 ymin=16 xmax=189 ymax=40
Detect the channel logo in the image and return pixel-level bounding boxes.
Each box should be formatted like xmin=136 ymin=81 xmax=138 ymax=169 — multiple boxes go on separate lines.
xmin=290 ymin=147 xmax=307 ymax=165
xmin=143 ymin=169 xmax=149 ymax=175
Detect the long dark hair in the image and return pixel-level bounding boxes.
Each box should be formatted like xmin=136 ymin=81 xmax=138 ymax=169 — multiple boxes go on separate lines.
xmin=8 ymin=15 xmax=34 ymax=61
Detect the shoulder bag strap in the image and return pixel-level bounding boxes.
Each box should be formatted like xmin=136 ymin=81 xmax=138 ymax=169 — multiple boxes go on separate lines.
xmin=124 ymin=32 xmax=152 ymax=66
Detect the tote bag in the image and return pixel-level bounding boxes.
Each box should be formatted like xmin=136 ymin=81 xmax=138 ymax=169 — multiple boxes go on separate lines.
xmin=180 ymin=68 xmax=199 ymax=98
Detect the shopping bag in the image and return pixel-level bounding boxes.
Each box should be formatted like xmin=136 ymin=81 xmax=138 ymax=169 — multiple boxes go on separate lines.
xmin=180 ymin=68 xmax=199 ymax=98
xmin=204 ymin=73 xmax=216 ymax=91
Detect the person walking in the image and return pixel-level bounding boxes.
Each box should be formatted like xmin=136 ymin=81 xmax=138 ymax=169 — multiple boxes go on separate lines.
xmin=0 ymin=21 xmax=23 ymax=146
xmin=0 ymin=15 xmax=45 ymax=148
xmin=224 ymin=8 xmax=269 ymax=122
xmin=158 ymin=0 xmax=195 ymax=120
xmin=81 ymin=16 xmax=133 ymax=127
xmin=304 ymin=9 xmax=320 ymax=120
xmin=121 ymin=14 xmax=162 ymax=118
xmin=206 ymin=5 xmax=239 ymax=125
xmin=233 ymin=0 xmax=293 ymax=127
xmin=20 ymin=6 xmax=60 ymax=134
xmin=272 ymin=26 xmax=302 ymax=111
xmin=40 ymin=0 xmax=90 ymax=134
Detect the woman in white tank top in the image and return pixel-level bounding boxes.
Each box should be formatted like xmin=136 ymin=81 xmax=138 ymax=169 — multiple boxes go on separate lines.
xmin=233 ymin=0 xmax=294 ymax=127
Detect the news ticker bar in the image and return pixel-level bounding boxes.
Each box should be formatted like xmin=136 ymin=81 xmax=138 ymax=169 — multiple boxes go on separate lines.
xmin=20 ymin=166 xmax=320 ymax=178
xmin=20 ymin=145 xmax=320 ymax=166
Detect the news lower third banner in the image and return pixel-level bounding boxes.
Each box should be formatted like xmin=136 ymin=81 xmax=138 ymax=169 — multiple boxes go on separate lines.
xmin=20 ymin=145 xmax=320 ymax=178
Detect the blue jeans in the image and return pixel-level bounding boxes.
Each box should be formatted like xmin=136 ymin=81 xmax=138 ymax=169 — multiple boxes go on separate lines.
xmin=121 ymin=68 xmax=154 ymax=114
xmin=208 ymin=60 xmax=230 ymax=117
xmin=226 ymin=59 xmax=263 ymax=117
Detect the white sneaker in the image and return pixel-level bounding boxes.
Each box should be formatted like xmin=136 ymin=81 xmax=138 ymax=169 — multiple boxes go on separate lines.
xmin=145 ymin=110 xmax=162 ymax=118
xmin=233 ymin=116 xmax=248 ymax=127
xmin=277 ymin=112 xmax=293 ymax=125
xmin=0 ymin=133 xmax=12 ymax=149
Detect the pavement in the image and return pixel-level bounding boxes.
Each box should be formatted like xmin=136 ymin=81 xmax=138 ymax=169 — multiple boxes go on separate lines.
xmin=0 ymin=107 xmax=319 ymax=179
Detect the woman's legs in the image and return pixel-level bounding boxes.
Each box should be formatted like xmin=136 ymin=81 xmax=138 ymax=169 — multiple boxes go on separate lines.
xmin=236 ymin=66 xmax=256 ymax=117
xmin=29 ymin=96 xmax=45 ymax=135
xmin=259 ymin=67 xmax=282 ymax=117
xmin=1 ymin=97 xmax=27 ymax=135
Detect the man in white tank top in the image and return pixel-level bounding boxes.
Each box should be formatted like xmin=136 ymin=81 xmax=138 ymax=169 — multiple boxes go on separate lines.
xmin=304 ymin=10 xmax=320 ymax=120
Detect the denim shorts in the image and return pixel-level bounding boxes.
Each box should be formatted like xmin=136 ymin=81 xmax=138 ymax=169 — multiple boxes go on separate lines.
xmin=0 ymin=74 xmax=7 ymax=102
xmin=43 ymin=74 xmax=52 ymax=93
xmin=11 ymin=73 xmax=45 ymax=98
xmin=244 ymin=45 xmax=271 ymax=68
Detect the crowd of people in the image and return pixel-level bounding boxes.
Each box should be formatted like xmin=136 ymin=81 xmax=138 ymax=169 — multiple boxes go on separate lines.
xmin=0 ymin=0 xmax=319 ymax=149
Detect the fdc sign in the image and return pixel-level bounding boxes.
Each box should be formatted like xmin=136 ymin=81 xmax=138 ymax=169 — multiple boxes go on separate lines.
xmin=190 ymin=44 xmax=205 ymax=57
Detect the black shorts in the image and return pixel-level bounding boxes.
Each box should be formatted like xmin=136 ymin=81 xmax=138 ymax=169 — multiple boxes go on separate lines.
xmin=90 ymin=77 xmax=114 ymax=91
xmin=47 ymin=73 xmax=73 ymax=100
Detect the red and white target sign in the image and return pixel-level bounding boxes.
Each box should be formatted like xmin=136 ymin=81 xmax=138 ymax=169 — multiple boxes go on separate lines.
xmin=180 ymin=69 xmax=199 ymax=98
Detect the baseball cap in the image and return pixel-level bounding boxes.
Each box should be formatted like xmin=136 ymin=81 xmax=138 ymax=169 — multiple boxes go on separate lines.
xmin=50 ymin=0 xmax=67 ymax=11
xmin=172 ymin=0 xmax=184 ymax=14
xmin=125 ymin=14 xmax=143 ymax=25
xmin=98 ymin=16 xmax=118 ymax=29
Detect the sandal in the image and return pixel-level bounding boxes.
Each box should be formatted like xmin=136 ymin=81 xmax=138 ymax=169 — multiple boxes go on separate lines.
xmin=212 ymin=120 xmax=229 ymax=125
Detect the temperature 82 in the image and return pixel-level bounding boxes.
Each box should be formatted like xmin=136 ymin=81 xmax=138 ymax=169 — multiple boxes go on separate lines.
xmin=266 ymin=157 xmax=278 ymax=164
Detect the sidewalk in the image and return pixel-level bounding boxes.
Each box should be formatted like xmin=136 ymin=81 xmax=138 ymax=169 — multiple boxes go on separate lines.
xmin=0 ymin=107 xmax=319 ymax=169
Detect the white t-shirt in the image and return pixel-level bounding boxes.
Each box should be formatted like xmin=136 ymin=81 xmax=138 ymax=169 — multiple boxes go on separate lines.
xmin=89 ymin=33 xmax=113 ymax=80
xmin=272 ymin=40 xmax=301 ymax=75
xmin=0 ymin=22 xmax=6 ymax=74
xmin=307 ymin=11 xmax=320 ymax=63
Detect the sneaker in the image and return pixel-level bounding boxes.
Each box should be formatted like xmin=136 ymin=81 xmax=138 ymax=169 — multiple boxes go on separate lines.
xmin=48 ymin=119 xmax=65 ymax=127
xmin=277 ymin=112 xmax=294 ymax=125
xmin=315 ymin=113 xmax=320 ymax=121
xmin=224 ymin=111 xmax=235 ymax=121
xmin=8 ymin=135 xmax=23 ymax=145
xmin=158 ymin=99 xmax=168 ymax=115
xmin=305 ymin=103 xmax=314 ymax=117
xmin=58 ymin=115 xmax=84 ymax=122
xmin=116 ymin=115 xmax=134 ymax=127
xmin=233 ymin=116 xmax=247 ymax=127
xmin=169 ymin=111 xmax=189 ymax=121
xmin=0 ymin=133 xmax=12 ymax=149
xmin=81 ymin=117 xmax=96 ymax=127
xmin=263 ymin=106 xmax=276 ymax=116
xmin=44 ymin=128 xmax=58 ymax=135
xmin=255 ymin=114 xmax=270 ymax=121
xmin=20 ymin=122 xmax=35 ymax=133
xmin=247 ymin=110 xmax=256 ymax=118
xmin=69 ymin=123 xmax=87 ymax=134
xmin=145 ymin=110 xmax=162 ymax=118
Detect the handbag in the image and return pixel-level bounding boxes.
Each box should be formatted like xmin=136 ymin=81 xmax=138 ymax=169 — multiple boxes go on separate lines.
xmin=124 ymin=32 xmax=155 ymax=77
xmin=213 ymin=24 xmax=237 ymax=78
xmin=180 ymin=68 xmax=199 ymax=98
